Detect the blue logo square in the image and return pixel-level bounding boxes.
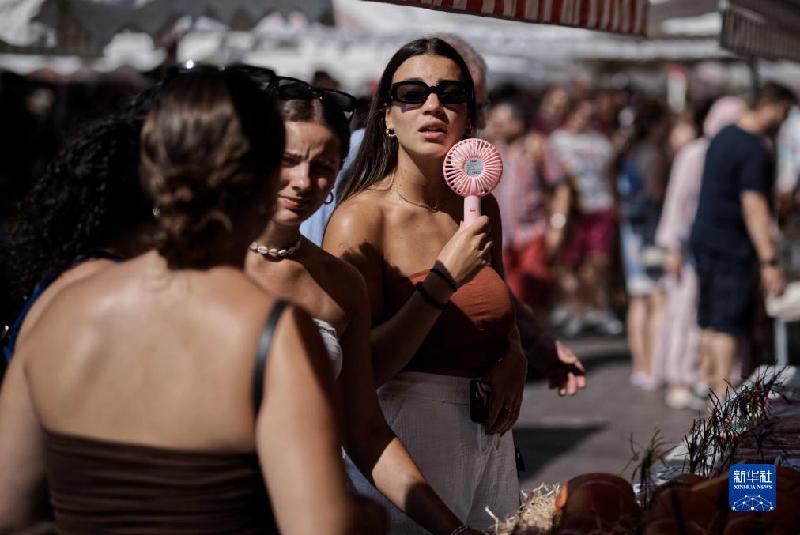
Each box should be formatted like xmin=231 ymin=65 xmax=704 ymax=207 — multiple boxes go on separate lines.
xmin=729 ymin=464 xmax=776 ymax=512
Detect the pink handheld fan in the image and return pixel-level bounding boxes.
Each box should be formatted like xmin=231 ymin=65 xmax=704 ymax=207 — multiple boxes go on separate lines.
xmin=443 ymin=138 xmax=503 ymax=224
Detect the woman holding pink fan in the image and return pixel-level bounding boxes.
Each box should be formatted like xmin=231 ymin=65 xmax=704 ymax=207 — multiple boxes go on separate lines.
xmin=326 ymin=38 xmax=524 ymax=533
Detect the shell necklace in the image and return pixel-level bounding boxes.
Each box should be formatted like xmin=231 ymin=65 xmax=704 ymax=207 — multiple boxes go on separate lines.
xmin=249 ymin=236 xmax=303 ymax=259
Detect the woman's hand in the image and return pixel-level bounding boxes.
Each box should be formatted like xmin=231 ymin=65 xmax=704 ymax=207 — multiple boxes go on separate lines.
xmin=761 ymin=264 xmax=785 ymax=297
xmin=544 ymin=341 xmax=586 ymax=396
xmin=663 ymin=248 xmax=682 ymax=281
xmin=436 ymin=216 xmax=492 ymax=287
xmin=481 ymin=345 xmax=527 ymax=435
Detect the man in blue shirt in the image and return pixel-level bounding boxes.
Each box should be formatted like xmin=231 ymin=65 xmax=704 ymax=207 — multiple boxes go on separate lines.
xmin=690 ymin=82 xmax=795 ymax=399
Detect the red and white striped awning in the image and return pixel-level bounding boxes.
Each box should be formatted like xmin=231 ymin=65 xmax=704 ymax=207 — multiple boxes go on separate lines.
xmin=720 ymin=0 xmax=800 ymax=62
xmin=365 ymin=0 xmax=649 ymax=36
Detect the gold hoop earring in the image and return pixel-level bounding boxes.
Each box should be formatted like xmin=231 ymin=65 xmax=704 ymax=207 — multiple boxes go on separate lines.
xmin=386 ymin=127 xmax=396 ymax=138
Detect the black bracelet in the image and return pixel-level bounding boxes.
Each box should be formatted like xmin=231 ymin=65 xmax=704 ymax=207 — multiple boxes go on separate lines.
xmin=430 ymin=266 xmax=458 ymax=292
xmin=415 ymin=281 xmax=448 ymax=310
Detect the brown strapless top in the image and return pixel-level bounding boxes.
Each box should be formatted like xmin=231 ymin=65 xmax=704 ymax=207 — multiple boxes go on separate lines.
xmin=384 ymin=267 xmax=515 ymax=376
xmin=44 ymin=429 xmax=277 ymax=534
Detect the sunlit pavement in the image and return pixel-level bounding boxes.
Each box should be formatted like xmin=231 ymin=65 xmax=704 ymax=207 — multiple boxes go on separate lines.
xmin=514 ymin=336 xmax=699 ymax=489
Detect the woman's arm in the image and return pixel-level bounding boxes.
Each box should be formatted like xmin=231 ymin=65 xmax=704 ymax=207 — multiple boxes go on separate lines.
xmin=324 ymin=203 xmax=490 ymax=385
xmin=545 ymin=182 xmax=572 ymax=254
xmin=337 ymin=267 xmax=468 ymax=535
xmin=0 ymin=344 xmax=49 ymax=532
xmin=655 ymin=142 xmax=705 ymax=251
xmin=656 ymin=143 xmax=706 ymax=280
xmin=255 ymin=305 xmax=385 ymax=535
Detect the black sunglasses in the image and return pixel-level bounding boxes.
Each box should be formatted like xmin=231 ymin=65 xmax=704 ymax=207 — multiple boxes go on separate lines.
xmin=274 ymin=76 xmax=357 ymax=122
xmin=162 ymin=61 xmax=277 ymax=88
xmin=389 ymin=80 xmax=472 ymax=106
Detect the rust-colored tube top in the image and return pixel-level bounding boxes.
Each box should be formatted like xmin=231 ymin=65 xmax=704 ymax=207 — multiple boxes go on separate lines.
xmin=44 ymin=428 xmax=277 ymax=534
xmin=385 ymin=266 xmax=515 ymax=377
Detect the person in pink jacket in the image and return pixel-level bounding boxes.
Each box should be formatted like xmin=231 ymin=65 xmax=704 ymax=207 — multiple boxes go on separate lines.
xmin=654 ymin=96 xmax=746 ymax=410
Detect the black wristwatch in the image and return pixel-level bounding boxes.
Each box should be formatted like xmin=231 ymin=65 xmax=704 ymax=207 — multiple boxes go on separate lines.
xmin=760 ymin=257 xmax=779 ymax=267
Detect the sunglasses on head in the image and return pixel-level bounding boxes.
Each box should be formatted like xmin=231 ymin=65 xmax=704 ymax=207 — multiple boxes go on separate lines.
xmin=389 ymin=80 xmax=472 ymax=106
xmin=275 ymin=76 xmax=357 ymax=122
xmin=162 ymin=61 xmax=277 ymax=87
xmin=162 ymin=63 xmax=356 ymax=122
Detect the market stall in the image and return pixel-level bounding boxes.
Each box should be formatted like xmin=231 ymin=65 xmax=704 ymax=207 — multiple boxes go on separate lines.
xmin=495 ymin=367 xmax=800 ymax=534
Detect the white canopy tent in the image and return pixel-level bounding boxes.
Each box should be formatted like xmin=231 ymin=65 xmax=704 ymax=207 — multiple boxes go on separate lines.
xmin=0 ymin=0 xmax=334 ymax=51
xmin=178 ymin=0 xmax=738 ymax=92
xmin=0 ymin=1 xmax=734 ymax=79
xmin=2 ymin=0 xmax=800 ymax=91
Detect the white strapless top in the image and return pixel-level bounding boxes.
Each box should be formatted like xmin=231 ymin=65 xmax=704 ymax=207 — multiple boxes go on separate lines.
xmin=313 ymin=318 xmax=343 ymax=379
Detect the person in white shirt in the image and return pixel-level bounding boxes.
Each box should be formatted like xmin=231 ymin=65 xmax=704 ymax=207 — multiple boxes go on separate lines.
xmin=550 ymin=98 xmax=621 ymax=337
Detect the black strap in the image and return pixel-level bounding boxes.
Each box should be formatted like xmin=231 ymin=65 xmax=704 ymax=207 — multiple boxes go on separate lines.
xmin=415 ymin=281 xmax=448 ymax=310
xmin=252 ymin=299 xmax=289 ymax=412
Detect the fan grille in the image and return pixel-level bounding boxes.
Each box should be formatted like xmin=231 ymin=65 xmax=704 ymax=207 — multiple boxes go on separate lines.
xmin=443 ymin=138 xmax=503 ymax=197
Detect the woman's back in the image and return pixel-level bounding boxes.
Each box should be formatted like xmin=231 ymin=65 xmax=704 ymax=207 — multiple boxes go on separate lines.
xmin=28 ymin=252 xmax=270 ymax=451
xmin=20 ymin=252 xmax=280 ymax=532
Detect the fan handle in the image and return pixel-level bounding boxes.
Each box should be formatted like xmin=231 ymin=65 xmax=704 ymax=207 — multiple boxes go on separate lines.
xmin=464 ymin=195 xmax=481 ymax=225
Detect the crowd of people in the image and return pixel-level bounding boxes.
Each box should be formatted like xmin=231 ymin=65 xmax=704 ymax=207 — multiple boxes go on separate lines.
xmin=483 ymin=78 xmax=797 ymax=410
xmin=0 ymin=29 xmax=796 ymax=533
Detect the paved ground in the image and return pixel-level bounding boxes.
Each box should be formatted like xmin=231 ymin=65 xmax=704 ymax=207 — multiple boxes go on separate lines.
xmin=513 ymin=335 xmax=699 ymax=489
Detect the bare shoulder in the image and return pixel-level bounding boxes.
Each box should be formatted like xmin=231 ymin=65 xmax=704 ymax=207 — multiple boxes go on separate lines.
xmin=49 ymin=260 xmax=277 ymax=339
xmin=324 ymin=190 xmax=387 ymax=252
xmin=57 ymin=258 xmax=115 ymax=287
xmin=201 ymin=266 xmax=286 ymax=328
xmin=28 ymin=261 xmax=126 ymax=326
xmin=35 ymin=258 xmax=115 ymax=311
xmin=18 ymin=258 xmax=116 ymax=341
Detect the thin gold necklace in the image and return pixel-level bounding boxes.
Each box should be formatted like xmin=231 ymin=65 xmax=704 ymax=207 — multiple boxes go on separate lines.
xmin=392 ymin=181 xmax=444 ymax=213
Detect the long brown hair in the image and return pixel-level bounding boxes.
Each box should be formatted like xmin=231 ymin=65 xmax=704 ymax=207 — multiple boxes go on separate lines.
xmin=140 ymin=70 xmax=284 ymax=268
xmin=337 ymin=37 xmax=476 ymax=203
